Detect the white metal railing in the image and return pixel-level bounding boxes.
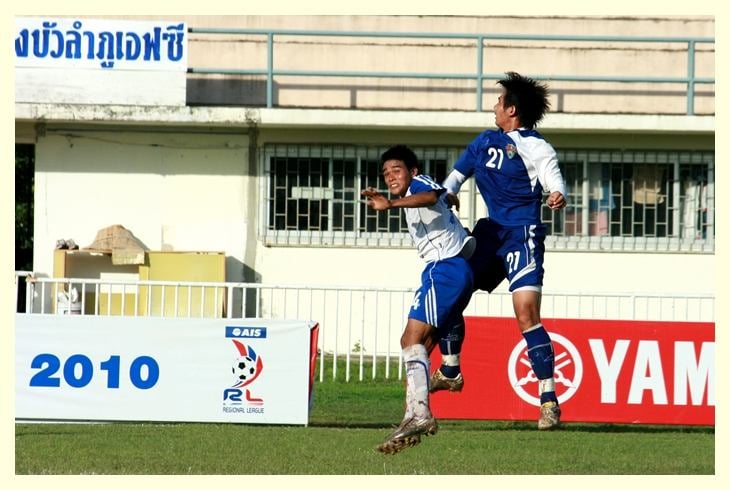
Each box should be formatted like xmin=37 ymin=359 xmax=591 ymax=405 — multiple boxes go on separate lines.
xmin=14 ymin=273 xmax=714 ymax=382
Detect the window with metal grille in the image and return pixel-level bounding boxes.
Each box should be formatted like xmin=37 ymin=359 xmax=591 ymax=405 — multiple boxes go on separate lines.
xmin=541 ymin=150 xmax=714 ymax=250
xmin=263 ymin=144 xmax=714 ymax=252
xmin=263 ymin=145 xmax=450 ymax=246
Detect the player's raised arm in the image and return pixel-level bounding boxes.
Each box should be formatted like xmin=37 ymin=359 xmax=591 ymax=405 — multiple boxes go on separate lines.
xmin=362 ymin=189 xmax=439 ymax=211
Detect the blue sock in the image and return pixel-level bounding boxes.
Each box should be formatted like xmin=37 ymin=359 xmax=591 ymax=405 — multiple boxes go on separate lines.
xmin=439 ymin=322 xmax=464 ymax=378
xmin=522 ymin=324 xmax=558 ymax=404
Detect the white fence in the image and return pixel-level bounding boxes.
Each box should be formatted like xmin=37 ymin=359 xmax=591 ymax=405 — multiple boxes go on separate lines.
xmin=14 ymin=272 xmax=714 ymax=382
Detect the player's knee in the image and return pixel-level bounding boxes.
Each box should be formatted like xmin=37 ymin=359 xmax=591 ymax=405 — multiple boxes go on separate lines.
xmin=400 ymin=321 xmax=434 ymax=348
xmin=512 ymin=293 xmax=540 ymax=330
xmin=514 ymin=307 xmax=539 ymax=331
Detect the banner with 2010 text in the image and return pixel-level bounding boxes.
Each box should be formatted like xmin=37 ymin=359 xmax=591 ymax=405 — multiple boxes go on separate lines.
xmin=16 ymin=315 xmax=319 ymax=425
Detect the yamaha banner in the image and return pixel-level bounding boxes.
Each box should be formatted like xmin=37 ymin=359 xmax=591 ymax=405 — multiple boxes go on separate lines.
xmin=16 ymin=315 xmax=319 ymax=425
xmin=430 ymin=317 xmax=714 ymax=426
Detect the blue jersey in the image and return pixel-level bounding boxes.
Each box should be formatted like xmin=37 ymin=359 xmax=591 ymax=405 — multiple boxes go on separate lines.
xmin=451 ymin=128 xmax=567 ymax=226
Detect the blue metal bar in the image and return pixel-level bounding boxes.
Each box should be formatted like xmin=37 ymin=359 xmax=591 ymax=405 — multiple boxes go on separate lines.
xmin=188 ymin=68 xmax=268 ymax=75
xmin=274 ymin=69 xmax=478 ymax=79
xmin=267 ymin=33 xmax=274 ymax=108
xmin=687 ymin=40 xmax=696 ymax=115
xmin=476 ymin=36 xmax=484 ymax=112
xmin=189 ymin=27 xmax=714 ymax=44
xmin=187 ymin=67 xmax=712 ymax=85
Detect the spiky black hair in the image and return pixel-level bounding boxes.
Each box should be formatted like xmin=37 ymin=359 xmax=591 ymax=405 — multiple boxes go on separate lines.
xmin=498 ymin=71 xmax=551 ymax=129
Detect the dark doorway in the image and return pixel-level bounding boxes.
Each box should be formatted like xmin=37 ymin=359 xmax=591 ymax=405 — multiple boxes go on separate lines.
xmin=16 ymin=144 xmax=34 ymax=312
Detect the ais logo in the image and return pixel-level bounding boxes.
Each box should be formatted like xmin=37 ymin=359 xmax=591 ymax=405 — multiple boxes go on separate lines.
xmin=225 ymin=326 xmax=267 ymax=339
xmin=223 ymin=339 xmax=265 ymax=409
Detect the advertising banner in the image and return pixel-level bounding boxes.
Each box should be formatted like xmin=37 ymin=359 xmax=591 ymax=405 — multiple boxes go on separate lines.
xmin=16 ymin=315 xmax=318 ymax=425
xmin=430 ymin=317 xmax=714 ymax=426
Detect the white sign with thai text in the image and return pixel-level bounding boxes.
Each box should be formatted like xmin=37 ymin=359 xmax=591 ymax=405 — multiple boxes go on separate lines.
xmin=14 ymin=17 xmax=188 ymax=105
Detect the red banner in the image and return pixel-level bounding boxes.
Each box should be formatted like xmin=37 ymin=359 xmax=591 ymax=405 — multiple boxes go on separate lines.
xmin=430 ymin=317 xmax=714 ymax=426
xmin=309 ymin=323 xmax=320 ymax=402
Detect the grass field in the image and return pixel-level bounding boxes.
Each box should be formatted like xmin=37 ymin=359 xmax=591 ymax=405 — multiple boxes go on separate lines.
xmin=15 ymin=365 xmax=714 ymax=475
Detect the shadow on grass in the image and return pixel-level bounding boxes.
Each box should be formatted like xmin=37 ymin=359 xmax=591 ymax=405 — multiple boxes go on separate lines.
xmin=441 ymin=420 xmax=715 ymax=434
xmin=309 ymin=419 xmax=715 ymax=434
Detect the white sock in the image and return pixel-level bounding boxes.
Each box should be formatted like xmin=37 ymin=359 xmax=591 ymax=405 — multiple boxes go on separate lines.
xmin=403 ymin=344 xmax=431 ymax=420
xmin=441 ymin=354 xmax=460 ymax=367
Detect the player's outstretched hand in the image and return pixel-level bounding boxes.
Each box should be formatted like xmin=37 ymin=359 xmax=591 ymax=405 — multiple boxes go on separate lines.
xmin=362 ymin=187 xmax=392 ymax=211
xmin=546 ymin=191 xmax=566 ymax=210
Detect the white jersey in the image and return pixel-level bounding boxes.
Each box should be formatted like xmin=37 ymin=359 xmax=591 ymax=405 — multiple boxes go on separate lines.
xmin=403 ymin=174 xmax=471 ymax=263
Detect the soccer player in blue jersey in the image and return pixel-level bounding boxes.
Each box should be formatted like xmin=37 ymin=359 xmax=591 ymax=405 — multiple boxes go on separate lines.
xmin=440 ymin=72 xmax=567 ymax=430
xmin=362 ymin=145 xmax=475 ymax=454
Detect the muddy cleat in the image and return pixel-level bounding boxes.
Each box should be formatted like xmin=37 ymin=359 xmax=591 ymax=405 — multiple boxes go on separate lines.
xmin=429 ymin=369 xmax=464 ymax=393
xmin=391 ymin=415 xmax=439 ymax=439
xmin=376 ymin=434 xmax=421 ymax=455
xmin=376 ymin=416 xmax=439 ymax=455
xmin=538 ymin=401 xmax=561 ymax=430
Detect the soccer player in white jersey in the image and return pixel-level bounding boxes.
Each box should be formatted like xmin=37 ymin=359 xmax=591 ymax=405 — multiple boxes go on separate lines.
xmin=441 ymin=72 xmax=567 ymax=430
xmin=362 ymin=145 xmax=474 ymax=454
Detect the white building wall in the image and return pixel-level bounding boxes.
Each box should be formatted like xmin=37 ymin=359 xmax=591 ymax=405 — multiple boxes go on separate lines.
xmin=539 ymin=251 xmax=713 ymax=296
xmin=255 ymin=244 xmax=713 ymax=296
xmin=33 ymin=131 xmax=252 ymax=282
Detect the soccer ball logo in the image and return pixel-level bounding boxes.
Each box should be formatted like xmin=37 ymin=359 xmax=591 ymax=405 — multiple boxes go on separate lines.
xmin=229 ymin=339 xmax=263 ymax=389
xmin=232 ymin=355 xmax=258 ymax=382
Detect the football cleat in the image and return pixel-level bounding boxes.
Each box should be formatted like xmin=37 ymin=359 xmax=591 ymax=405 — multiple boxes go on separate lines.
xmin=376 ymin=434 xmax=421 ymax=455
xmin=376 ymin=416 xmax=439 ymax=455
xmin=538 ymin=401 xmax=561 ymax=430
xmin=390 ymin=415 xmax=439 ymax=439
xmin=429 ymin=369 xmax=464 ymax=393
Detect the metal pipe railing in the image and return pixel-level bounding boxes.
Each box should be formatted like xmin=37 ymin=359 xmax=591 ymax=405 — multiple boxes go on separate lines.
xmin=187 ymin=28 xmax=714 ymax=114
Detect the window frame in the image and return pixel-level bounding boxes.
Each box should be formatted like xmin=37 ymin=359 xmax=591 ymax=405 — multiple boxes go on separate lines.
xmin=260 ymin=144 xmax=715 ymax=253
xmin=541 ymin=149 xmax=714 ymax=252
xmin=260 ymin=144 xmax=453 ymax=248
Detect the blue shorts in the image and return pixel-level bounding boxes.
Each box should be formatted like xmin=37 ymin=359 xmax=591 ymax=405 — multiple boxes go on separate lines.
xmin=408 ymin=255 xmax=474 ymax=332
xmin=468 ymin=218 xmax=546 ymax=292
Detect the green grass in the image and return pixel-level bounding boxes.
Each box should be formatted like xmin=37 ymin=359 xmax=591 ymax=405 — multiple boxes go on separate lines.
xmin=15 ymin=362 xmax=714 ymax=475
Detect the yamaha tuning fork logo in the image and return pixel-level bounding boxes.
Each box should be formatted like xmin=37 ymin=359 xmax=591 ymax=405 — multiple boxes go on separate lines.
xmin=507 ymin=332 xmax=583 ymax=406
xmin=222 ymin=326 xmax=267 ymax=414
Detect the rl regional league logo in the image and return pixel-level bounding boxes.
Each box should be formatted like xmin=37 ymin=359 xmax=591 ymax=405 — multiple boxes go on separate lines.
xmin=508 ymin=332 xmax=583 ymax=406
xmin=222 ymin=326 xmax=267 ymax=413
